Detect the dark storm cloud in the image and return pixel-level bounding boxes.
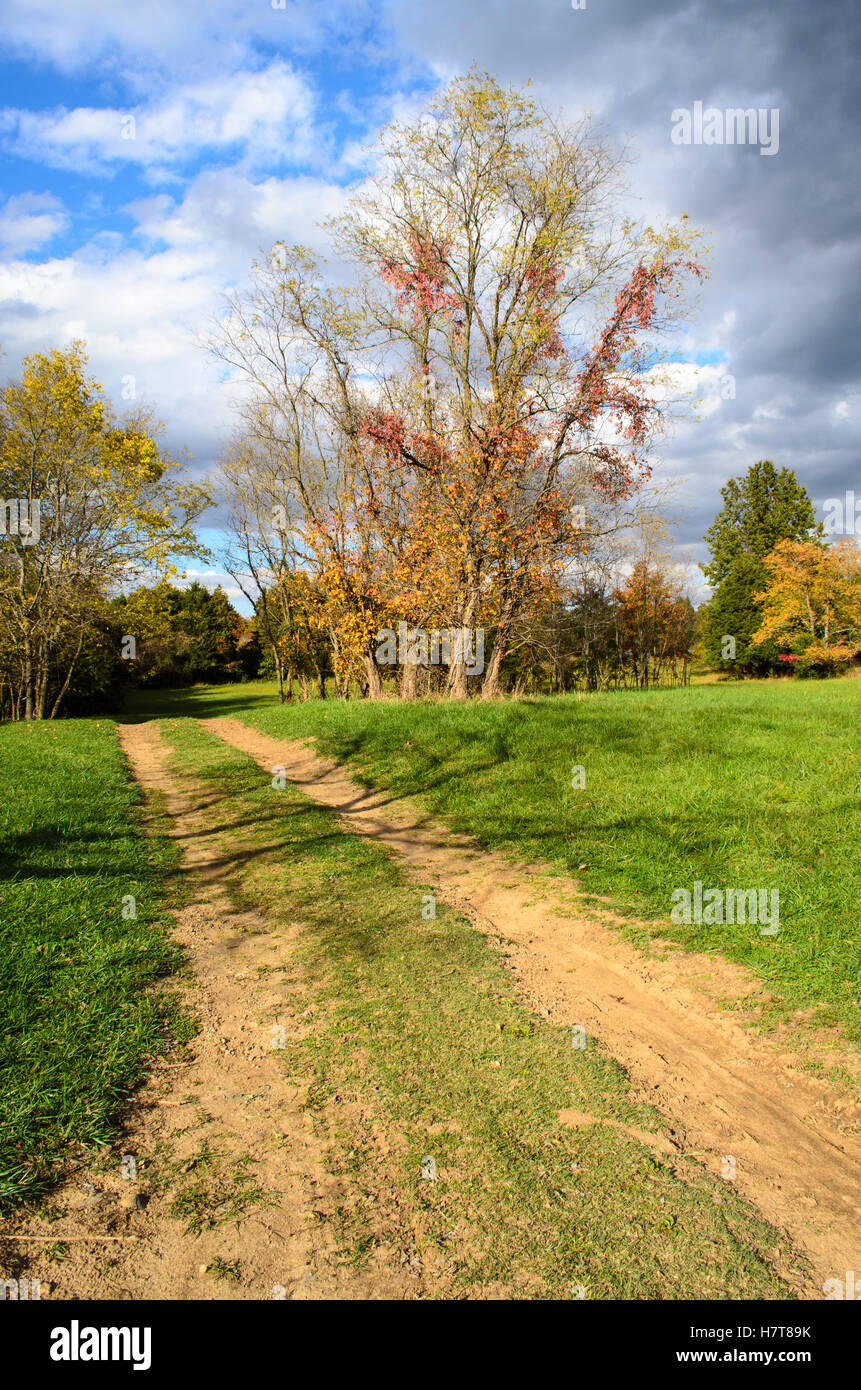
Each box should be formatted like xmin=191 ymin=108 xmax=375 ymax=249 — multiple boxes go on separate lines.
xmin=387 ymin=0 xmax=861 ymax=562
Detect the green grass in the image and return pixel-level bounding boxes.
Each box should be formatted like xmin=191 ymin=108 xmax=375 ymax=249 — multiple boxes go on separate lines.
xmin=166 ymin=1142 xmax=266 ymax=1237
xmin=158 ymin=716 xmax=797 ymax=1299
xmin=120 ymin=683 xmax=278 ymax=723
xmin=0 ymin=719 xmax=184 ymax=1210
xmin=136 ymin=678 xmax=861 ymax=1044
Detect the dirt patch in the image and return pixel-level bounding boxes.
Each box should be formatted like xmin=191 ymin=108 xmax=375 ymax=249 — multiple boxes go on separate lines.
xmin=204 ymin=716 xmax=861 ymax=1295
xmin=0 ymin=722 xmax=414 ymax=1301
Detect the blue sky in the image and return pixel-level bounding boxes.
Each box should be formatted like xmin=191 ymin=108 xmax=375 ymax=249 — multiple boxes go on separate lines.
xmin=1 ymin=0 xmax=859 ymax=608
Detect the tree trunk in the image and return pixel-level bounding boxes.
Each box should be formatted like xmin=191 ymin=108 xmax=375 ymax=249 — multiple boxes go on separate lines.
xmin=24 ymin=638 xmax=34 ymax=721
xmin=400 ymin=661 xmax=418 ymax=700
xmin=448 ymin=641 xmax=469 ymax=699
xmin=448 ymin=563 xmax=480 ymax=700
xmin=448 ymin=607 xmax=479 ymax=700
xmin=274 ymin=649 xmax=286 ymax=704
xmin=37 ymin=660 xmax=49 ymax=720
xmin=363 ymin=653 xmax=384 ymax=699
xmin=481 ymin=639 xmax=505 ymax=699
xmin=50 ymin=629 xmax=86 ymax=719
xmin=316 ymin=669 xmax=326 ymax=700
xmin=481 ymin=591 xmax=519 ymax=698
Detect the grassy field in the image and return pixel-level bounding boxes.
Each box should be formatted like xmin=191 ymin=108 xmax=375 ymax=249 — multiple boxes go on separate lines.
xmin=3 ymin=678 xmax=854 ymax=1291
xmin=127 ymin=678 xmax=861 ymax=1044
xmin=0 ymin=720 xmax=186 ymax=1210
xmin=154 ymin=716 xmax=793 ymax=1297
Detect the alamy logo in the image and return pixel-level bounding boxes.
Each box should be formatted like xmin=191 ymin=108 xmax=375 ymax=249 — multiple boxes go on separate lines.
xmin=823 ymin=490 xmax=861 ymax=537
xmin=823 ymin=1271 xmax=860 ymax=1300
xmin=0 ymin=497 xmax=40 ymax=546
xmin=0 ymin=1276 xmax=40 ymax=1299
xmin=671 ymin=102 xmax=779 ymax=156
xmin=375 ymin=622 xmax=485 ymax=675
xmin=50 ymin=1321 xmax=151 ymax=1371
xmin=671 ymin=881 xmax=779 ymax=935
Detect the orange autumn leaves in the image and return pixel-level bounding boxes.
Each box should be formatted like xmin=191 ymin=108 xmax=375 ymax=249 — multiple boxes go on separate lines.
xmin=753 ymin=538 xmax=861 ymax=670
xmin=216 ymin=74 xmax=707 ymax=696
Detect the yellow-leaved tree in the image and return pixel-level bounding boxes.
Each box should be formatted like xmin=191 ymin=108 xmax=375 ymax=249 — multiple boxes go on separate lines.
xmin=0 ymin=343 xmax=209 ymax=719
xmin=752 ymin=538 xmax=861 ymax=672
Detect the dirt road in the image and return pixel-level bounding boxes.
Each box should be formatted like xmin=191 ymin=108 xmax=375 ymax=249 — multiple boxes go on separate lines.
xmin=2 ymin=722 xmax=413 ymax=1300
xmin=204 ymin=715 xmax=861 ymax=1293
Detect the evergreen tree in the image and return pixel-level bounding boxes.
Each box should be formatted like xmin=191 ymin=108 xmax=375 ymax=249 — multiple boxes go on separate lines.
xmin=177 ymin=582 xmax=240 ymax=680
xmin=702 ymin=461 xmax=822 ymax=674
xmin=701 ymin=554 xmax=779 ymax=674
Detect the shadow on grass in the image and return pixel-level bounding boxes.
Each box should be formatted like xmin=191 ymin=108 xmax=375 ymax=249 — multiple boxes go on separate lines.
xmin=0 ymin=824 xmax=160 ymax=884
xmin=119 ymin=684 xmax=282 ymax=723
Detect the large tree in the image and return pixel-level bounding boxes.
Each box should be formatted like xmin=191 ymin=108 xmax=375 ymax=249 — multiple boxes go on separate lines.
xmin=753 ymin=538 xmax=861 ymax=673
xmin=703 ymin=460 xmax=822 ymax=586
xmin=701 ymin=460 xmax=822 ymax=675
xmin=0 ymin=344 xmax=208 ymax=718
xmin=701 ymin=554 xmax=780 ymax=675
xmin=213 ymin=72 xmax=704 ymax=699
xmin=337 ymin=73 xmax=704 ymax=697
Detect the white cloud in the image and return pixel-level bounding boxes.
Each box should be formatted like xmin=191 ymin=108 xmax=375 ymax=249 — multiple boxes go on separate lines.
xmin=126 ymin=167 xmax=349 ymax=267
xmin=0 ymin=0 xmax=348 ymax=78
xmin=0 ymin=63 xmax=321 ymax=176
xmin=0 ymin=192 xmax=69 ymax=253
xmin=0 ymin=164 xmax=355 ymax=499
xmin=176 ymin=567 xmax=247 ymax=603
xmin=0 ymin=243 xmax=232 ymax=451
